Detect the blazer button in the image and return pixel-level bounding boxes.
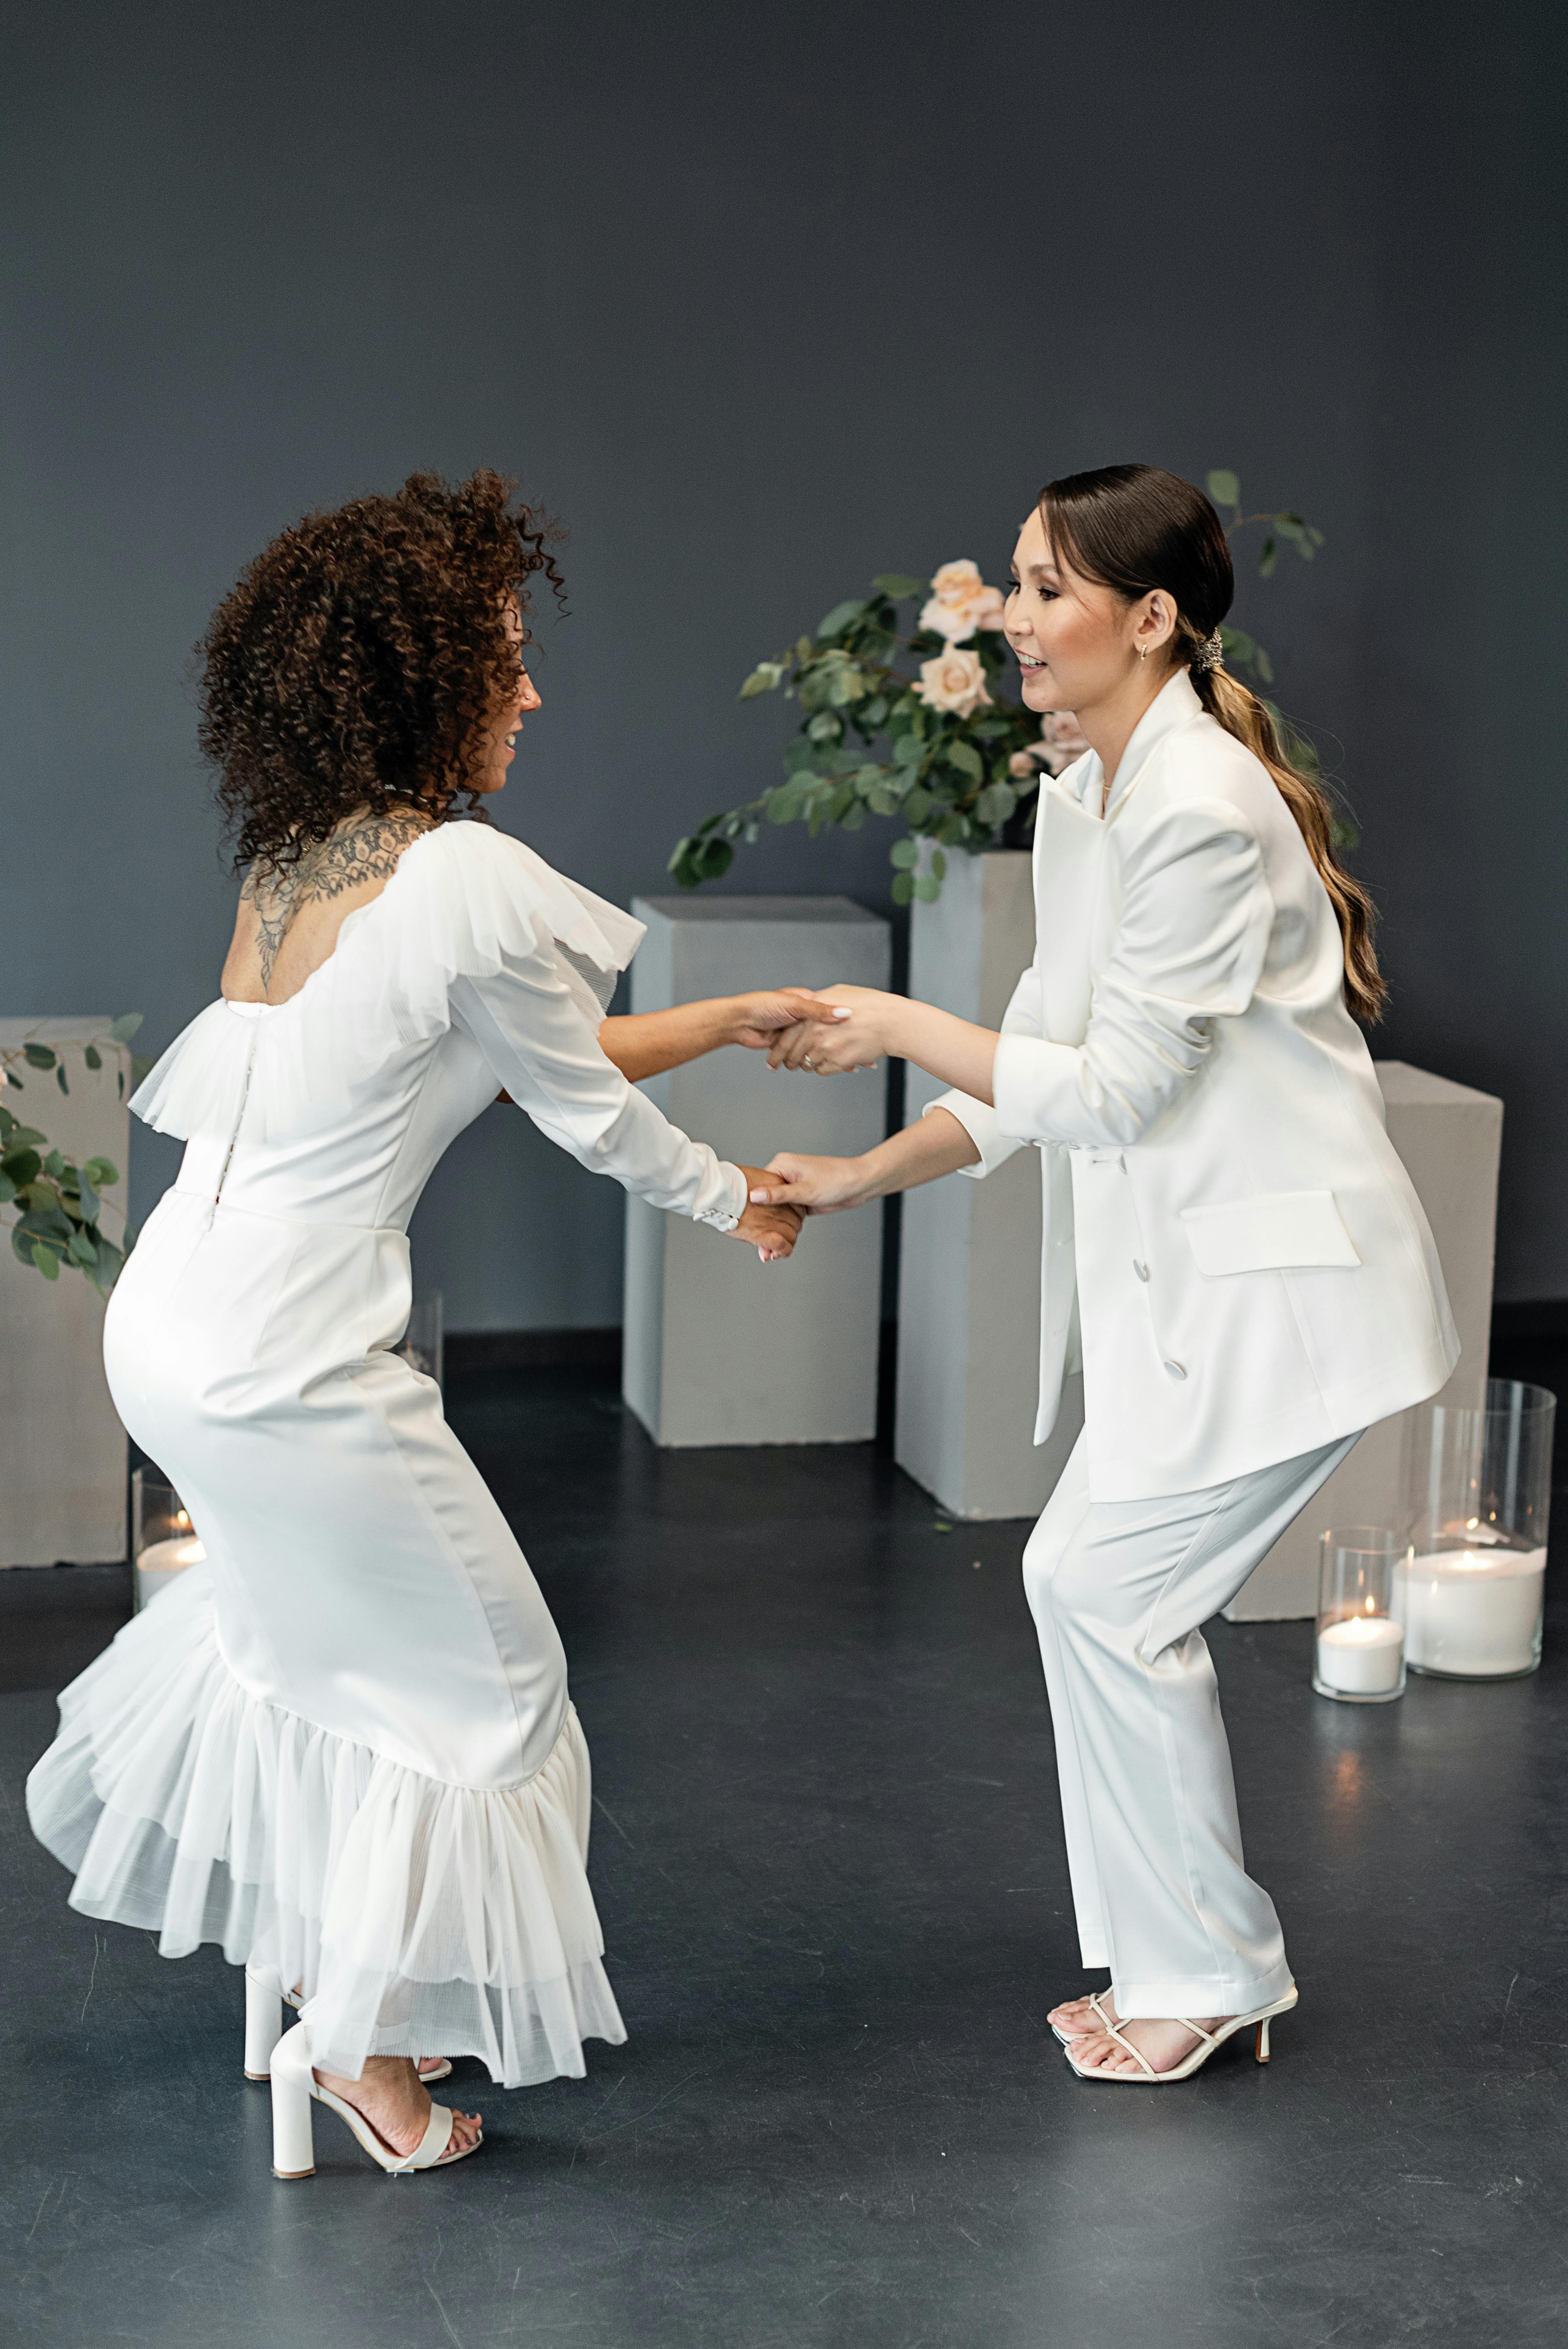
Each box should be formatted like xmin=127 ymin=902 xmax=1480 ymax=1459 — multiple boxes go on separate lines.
xmin=1163 ymin=1359 xmax=1187 ymax=1380
xmin=1133 ymin=1259 xmax=1150 ymax=1282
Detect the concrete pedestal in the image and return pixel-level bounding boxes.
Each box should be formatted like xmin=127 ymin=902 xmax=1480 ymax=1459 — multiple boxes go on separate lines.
xmin=1226 ymin=1062 xmax=1503 ymax=1619
xmin=0 ymin=1021 xmax=131 ymax=1567
xmin=623 ymin=896 xmax=890 ymax=1447
xmin=896 ymin=853 xmax=1082 ymax=1518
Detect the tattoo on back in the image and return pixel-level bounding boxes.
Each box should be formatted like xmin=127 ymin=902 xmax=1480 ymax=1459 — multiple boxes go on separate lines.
xmin=243 ymin=810 xmax=430 ymax=987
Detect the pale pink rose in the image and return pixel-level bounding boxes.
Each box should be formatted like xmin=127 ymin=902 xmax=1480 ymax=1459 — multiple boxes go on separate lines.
xmin=914 ymin=647 xmax=993 ymax=720
xmin=1008 ymin=749 xmax=1038 ymax=778
xmin=920 ymin=561 xmax=1007 ymax=643
xmin=1033 ymin=708 xmax=1090 ymax=775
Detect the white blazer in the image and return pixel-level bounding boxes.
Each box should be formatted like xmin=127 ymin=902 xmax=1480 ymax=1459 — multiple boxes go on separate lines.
xmin=932 ymin=670 xmax=1458 ymax=1503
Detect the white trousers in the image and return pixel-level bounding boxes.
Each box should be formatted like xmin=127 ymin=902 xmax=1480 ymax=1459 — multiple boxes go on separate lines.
xmin=1023 ymin=1428 xmax=1360 ymax=2019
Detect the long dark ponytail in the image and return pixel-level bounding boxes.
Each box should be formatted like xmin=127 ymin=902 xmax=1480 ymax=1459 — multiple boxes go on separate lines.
xmin=1039 ymin=464 xmax=1385 ymax=1023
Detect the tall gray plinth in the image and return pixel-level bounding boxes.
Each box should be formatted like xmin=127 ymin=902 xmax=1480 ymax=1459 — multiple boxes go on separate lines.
xmin=0 ymin=1021 xmax=131 ymax=1567
xmin=1226 ymin=1062 xmax=1503 ymax=1619
xmin=623 ymin=896 xmax=890 ymax=1447
xmin=896 ymin=852 xmax=1084 ymax=1520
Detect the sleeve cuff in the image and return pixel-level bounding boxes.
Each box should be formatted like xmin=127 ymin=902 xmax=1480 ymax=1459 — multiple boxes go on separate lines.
xmin=693 ymin=1160 xmax=748 ymax=1232
xmin=924 ymin=1091 xmax=1025 ymax=1179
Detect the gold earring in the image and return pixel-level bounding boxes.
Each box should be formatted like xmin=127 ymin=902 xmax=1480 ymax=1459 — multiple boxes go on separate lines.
xmin=1138 ymin=645 xmax=1148 ymax=661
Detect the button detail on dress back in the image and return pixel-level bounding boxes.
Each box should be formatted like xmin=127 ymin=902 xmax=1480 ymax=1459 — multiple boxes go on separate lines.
xmin=1163 ymin=1359 xmax=1187 ymax=1380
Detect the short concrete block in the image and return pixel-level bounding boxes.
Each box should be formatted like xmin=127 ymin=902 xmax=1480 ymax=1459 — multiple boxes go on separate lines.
xmin=0 ymin=1020 xmax=131 ymax=1568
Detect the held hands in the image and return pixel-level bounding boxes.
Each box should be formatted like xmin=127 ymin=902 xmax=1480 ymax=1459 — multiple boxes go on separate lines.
xmin=765 ymin=985 xmax=898 ymax=1075
xmin=748 ymin=1152 xmax=872 ymax=1217
xmin=732 ymin=1165 xmax=806 ymax=1263
xmin=731 ymin=989 xmax=855 ymax=1052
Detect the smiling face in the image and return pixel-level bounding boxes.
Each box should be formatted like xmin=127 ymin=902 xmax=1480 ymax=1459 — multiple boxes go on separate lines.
xmin=1003 ymin=505 xmax=1178 ymax=720
xmin=471 ymin=595 xmax=542 ymax=795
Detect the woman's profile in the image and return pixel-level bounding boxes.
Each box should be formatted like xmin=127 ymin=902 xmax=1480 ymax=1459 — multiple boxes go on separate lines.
xmin=26 ymin=470 xmax=831 ymax=2174
xmin=756 ymin=464 xmax=1458 ymax=2082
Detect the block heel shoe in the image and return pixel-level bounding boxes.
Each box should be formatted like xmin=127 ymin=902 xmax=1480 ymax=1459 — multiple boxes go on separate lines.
xmin=268 ymin=2021 xmax=481 ymax=2178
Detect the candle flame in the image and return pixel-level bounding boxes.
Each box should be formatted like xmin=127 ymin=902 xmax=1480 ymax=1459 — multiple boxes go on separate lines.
xmin=176 ymin=1509 xmax=190 ymax=1528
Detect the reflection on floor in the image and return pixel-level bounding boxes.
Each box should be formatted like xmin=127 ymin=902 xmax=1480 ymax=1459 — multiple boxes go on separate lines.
xmin=3 ymin=1340 xmax=1565 ymax=2349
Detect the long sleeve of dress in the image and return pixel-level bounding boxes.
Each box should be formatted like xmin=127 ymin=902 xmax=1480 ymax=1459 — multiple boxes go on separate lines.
xmin=991 ymin=799 xmax=1275 ymax=1152
xmin=450 ymin=957 xmax=746 ymax=1228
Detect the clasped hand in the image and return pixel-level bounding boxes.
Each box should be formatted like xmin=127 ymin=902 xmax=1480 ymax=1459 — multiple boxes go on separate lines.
xmin=765 ymin=984 xmax=892 ymax=1075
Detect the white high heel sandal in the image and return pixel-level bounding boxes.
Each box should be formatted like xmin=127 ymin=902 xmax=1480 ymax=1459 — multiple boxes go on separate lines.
xmin=244 ymin=1964 xmax=450 ymax=2085
xmin=1063 ymin=1986 xmax=1298 ymax=2083
xmin=269 ymin=2021 xmax=482 ymax=2178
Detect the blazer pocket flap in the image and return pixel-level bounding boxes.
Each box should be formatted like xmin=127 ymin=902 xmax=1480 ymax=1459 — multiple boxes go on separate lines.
xmin=1180 ymin=1189 xmax=1361 ymax=1276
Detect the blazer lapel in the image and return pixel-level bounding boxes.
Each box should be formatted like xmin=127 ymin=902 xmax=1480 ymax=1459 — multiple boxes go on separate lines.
xmin=1034 ymin=778 xmax=1105 ymax=1046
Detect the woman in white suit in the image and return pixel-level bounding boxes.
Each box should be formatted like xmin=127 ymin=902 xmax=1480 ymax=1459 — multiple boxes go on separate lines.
xmin=755 ymin=465 xmax=1457 ymax=2083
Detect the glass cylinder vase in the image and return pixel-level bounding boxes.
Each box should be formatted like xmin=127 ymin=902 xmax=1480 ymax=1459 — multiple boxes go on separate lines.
xmin=1398 ymin=1379 xmax=1555 ymax=1681
xmin=1313 ymin=1528 xmax=1408 ymax=1703
xmin=131 ymin=1467 xmax=207 ymax=1613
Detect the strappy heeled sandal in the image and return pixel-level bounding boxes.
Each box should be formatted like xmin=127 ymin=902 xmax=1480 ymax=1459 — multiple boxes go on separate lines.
xmin=1049 ymin=1988 xmax=1117 ymax=2047
xmin=244 ymin=1962 xmax=450 ymax=2086
xmin=1063 ymin=1986 xmax=1298 ymax=2083
xmin=268 ymin=2021 xmax=482 ymax=2178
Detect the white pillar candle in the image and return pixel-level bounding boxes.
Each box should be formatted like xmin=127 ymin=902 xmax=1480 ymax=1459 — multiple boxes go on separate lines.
xmin=1399 ymin=1548 xmax=1546 ymax=1678
xmin=135 ymin=1534 xmax=206 ymax=1608
xmin=1315 ymin=1613 xmax=1405 ymax=1696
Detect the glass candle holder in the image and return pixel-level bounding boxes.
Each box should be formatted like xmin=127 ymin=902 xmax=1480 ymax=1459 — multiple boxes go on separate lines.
xmin=1398 ymin=1379 xmax=1556 ymax=1680
xmin=394 ymin=1290 xmax=444 ymax=1390
xmin=1314 ymin=1528 xmax=1408 ymax=1703
xmin=131 ymin=1467 xmax=207 ymax=1612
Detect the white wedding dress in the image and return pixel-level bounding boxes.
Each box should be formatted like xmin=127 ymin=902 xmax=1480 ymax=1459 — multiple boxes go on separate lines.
xmin=26 ymin=822 xmax=747 ymax=2084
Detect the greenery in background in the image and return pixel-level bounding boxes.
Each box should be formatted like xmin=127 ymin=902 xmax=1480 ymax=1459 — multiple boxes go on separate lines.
xmin=1 ymin=1015 xmax=149 ymax=1295
xmin=669 ymin=468 xmax=1347 ymax=903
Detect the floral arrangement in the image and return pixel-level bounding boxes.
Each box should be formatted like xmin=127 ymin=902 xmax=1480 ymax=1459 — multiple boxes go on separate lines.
xmin=2 ymin=1015 xmax=147 ymax=1294
xmin=667 ymin=469 xmax=1334 ymax=900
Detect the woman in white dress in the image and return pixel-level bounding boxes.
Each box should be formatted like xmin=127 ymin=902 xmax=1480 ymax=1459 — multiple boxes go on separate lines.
xmin=755 ymin=465 xmax=1457 ymax=2085
xmin=26 ymin=470 xmax=828 ymax=2175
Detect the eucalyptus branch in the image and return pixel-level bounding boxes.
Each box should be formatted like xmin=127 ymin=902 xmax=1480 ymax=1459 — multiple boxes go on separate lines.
xmin=1 ymin=1015 xmax=147 ymax=1296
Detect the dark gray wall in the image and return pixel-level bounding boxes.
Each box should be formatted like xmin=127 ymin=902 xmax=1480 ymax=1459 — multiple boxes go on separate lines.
xmin=3 ymin=1 xmax=1563 ymax=1320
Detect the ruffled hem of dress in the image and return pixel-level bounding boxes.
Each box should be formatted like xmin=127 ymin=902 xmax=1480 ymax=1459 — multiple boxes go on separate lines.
xmin=25 ymin=1565 xmax=627 ymax=2086
xmin=131 ymin=824 xmax=646 ymax=1146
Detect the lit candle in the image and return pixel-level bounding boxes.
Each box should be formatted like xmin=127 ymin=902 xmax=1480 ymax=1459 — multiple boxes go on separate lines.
xmin=1399 ymin=1547 xmax=1546 ymax=1678
xmin=1316 ymin=1611 xmax=1405 ymax=1696
xmin=135 ymin=1533 xmax=207 ymax=1607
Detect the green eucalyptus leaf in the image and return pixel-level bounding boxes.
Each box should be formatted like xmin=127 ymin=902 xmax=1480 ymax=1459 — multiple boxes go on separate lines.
xmin=109 ymin=1014 xmax=144 ymax=1044
xmin=68 ymin=1229 xmax=99 ymax=1267
xmin=807 ymin=711 xmax=842 ymax=744
xmin=867 ymin=787 xmax=900 ymax=817
xmin=903 ymin=787 xmax=933 ymax=824
xmin=889 ymin=838 xmax=921 ymax=870
xmin=43 ymin=1149 xmax=65 ymax=1179
xmin=841 ymin=802 xmax=866 ymax=831
xmin=1258 ymin=539 xmax=1277 ymax=578
xmin=872 ymin=573 xmax=924 ymax=599
xmin=738 ymin=662 xmax=784 ymax=699
xmin=131 ymin=1054 xmax=154 ymax=1087
xmin=56 ymin=1064 xmax=69 ymax=1094
xmin=795 ymin=635 xmax=814 ymax=665
xmin=1330 ymin=815 xmax=1360 ymax=852
xmin=890 ymin=871 xmax=915 ymax=907
xmin=913 ymin=874 xmax=941 ymax=903
xmin=816 ymin=599 xmax=865 ymax=639
xmin=861 ymin=695 xmax=888 ymax=730
xmin=1207 ymin=469 xmax=1241 ymax=509
xmin=31 ymin=1238 xmax=60 ymax=1280
xmin=84 ymin=1044 xmax=102 ymax=1070
xmin=946 ymin=739 xmax=984 ymax=783
xmin=975 ymin=781 xmax=1017 ymax=827
xmin=3 ymin=1149 xmax=41 ymax=1189
xmin=75 ymin=1171 xmax=101 ymax=1223
xmin=1255 ymin=646 xmax=1275 ymax=686
xmin=0 ymin=1174 xmax=13 ymax=1205
xmin=22 ymin=1044 xmax=56 ymax=1069
xmin=931 ymin=851 xmax=947 ymax=881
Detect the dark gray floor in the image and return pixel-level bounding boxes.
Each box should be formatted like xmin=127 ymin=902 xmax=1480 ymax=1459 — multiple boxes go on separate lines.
xmin=4 ymin=1350 xmax=1566 ymax=2349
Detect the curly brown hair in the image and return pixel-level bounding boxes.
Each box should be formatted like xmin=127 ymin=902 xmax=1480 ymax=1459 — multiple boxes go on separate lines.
xmin=197 ymin=469 xmax=566 ymax=875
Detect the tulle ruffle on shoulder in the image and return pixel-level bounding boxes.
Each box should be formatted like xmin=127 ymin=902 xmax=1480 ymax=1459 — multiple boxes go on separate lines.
xmin=25 ymin=1565 xmax=626 ymax=2085
xmin=131 ymin=824 xmax=644 ymax=1144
